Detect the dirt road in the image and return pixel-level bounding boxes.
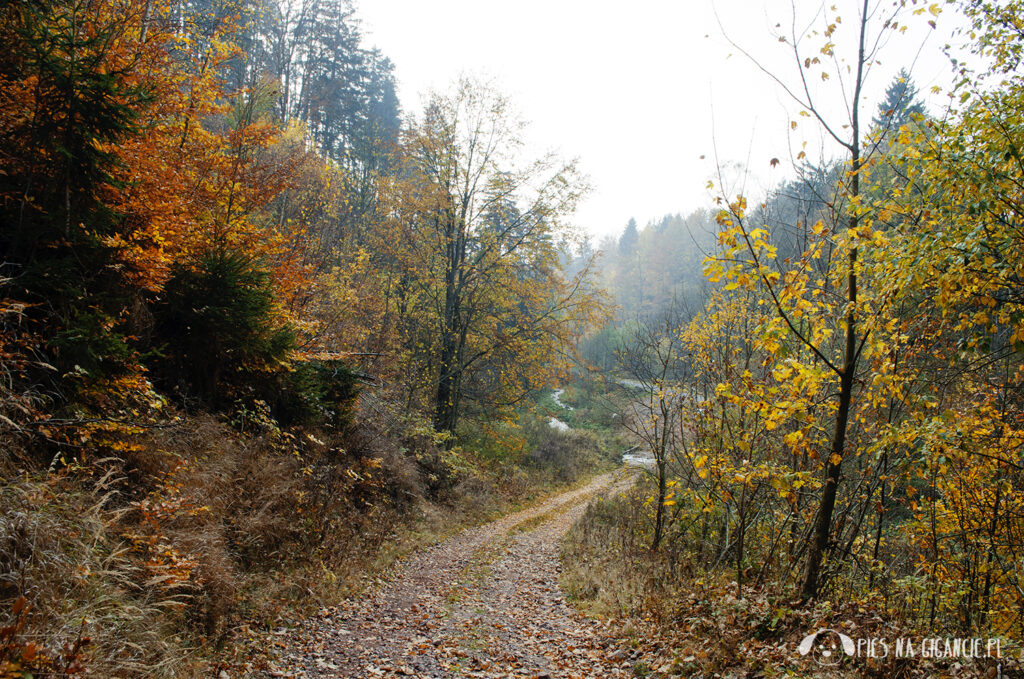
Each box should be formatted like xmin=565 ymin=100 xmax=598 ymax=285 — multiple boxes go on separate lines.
xmin=261 ymin=470 xmax=635 ymax=678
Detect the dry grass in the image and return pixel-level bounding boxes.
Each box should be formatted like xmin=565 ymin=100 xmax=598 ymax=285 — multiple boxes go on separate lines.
xmin=560 ymin=483 xmax=651 ymax=619
xmin=560 ymin=478 xmax=1020 ymax=679
xmin=1 ymin=392 xmax=611 ymax=677
xmin=0 ymin=408 xmax=423 ymax=677
xmin=0 ymin=473 xmax=195 ymax=677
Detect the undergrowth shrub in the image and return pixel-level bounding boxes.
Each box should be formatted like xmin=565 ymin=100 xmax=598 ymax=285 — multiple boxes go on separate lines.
xmin=0 ymin=400 xmax=451 ymax=676
xmin=153 ymin=248 xmax=360 ymax=430
xmin=268 ymin=360 xmax=359 ymax=428
xmin=154 ymin=249 xmax=295 ymax=407
xmin=521 ymin=415 xmax=605 ymax=485
xmin=0 ymin=375 xmax=608 ymax=677
xmin=561 ymin=475 xmax=1017 ymax=679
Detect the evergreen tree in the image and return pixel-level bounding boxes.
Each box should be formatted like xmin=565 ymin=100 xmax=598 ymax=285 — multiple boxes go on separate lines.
xmin=618 ymin=217 xmax=640 ymax=256
xmin=0 ymin=0 xmax=151 ymax=376
xmin=156 ymin=250 xmax=295 ymax=406
xmin=872 ymin=69 xmax=925 ymax=137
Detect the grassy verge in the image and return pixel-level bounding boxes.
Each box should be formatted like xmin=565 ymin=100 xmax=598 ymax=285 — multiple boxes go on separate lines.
xmin=559 ymin=475 xmax=1018 ymax=679
xmin=0 ymin=381 xmax=619 ymax=678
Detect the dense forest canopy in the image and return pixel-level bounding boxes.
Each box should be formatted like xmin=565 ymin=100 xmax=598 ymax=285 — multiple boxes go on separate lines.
xmin=0 ymin=0 xmax=608 ymax=673
xmin=0 ymin=0 xmax=605 ymax=440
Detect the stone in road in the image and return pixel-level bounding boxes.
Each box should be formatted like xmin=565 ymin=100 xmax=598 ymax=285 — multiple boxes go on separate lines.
xmin=261 ymin=471 xmax=634 ymax=678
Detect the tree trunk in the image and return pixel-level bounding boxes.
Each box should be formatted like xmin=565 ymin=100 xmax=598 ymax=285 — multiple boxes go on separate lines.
xmin=433 ymin=337 xmax=460 ymax=436
xmin=799 ymin=355 xmax=853 ymax=601
xmin=433 ymin=211 xmax=464 ymax=438
xmin=797 ymin=0 xmax=869 ymax=603
xmin=652 ymin=458 xmax=667 ymax=551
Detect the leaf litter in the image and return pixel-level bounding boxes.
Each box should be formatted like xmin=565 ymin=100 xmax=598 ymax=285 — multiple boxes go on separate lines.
xmin=252 ymin=471 xmax=640 ymax=678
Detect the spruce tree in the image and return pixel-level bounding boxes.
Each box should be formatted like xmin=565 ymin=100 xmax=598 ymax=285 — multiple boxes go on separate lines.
xmin=618 ymin=218 xmax=640 ymax=256
xmin=872 ymin=68 xmax=925 ymax=136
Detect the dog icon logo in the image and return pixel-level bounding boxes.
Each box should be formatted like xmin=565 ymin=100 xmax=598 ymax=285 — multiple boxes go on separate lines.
xmin=798 ymin=628 xmax=856 ymax=665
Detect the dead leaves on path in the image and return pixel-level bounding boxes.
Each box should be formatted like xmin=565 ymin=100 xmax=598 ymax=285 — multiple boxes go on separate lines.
xmin=255 ymin=473 xmax=647 ymax=678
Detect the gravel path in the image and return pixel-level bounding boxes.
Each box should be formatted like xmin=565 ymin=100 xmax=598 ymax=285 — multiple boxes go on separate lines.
xmin=260 ymin=470 xmax=636 ymax=678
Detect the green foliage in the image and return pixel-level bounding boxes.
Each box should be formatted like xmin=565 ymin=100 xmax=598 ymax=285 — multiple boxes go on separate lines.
xmin=50 ymin=304 xmax=136 ymax=373
xmin=271 ymin=360 xmax=359 ymax=428
xmin=10 ymin=0 xmax=148 ymax=209
xmin=155 ymin=249 xmax=295 ymax=405
xmin=0 ymin=0 xmax=151 ymax=380
xmin=579 ymin=321 xmax=641 ymax=372
xmin=871 ymin=69 xmax=925 ymax=136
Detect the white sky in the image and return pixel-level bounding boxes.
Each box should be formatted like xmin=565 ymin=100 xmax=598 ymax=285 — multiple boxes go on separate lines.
xmin=356 ymin=0 xmax=962 ymax=242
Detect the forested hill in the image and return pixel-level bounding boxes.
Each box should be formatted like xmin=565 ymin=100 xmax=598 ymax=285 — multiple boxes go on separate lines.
xmin=0 ymin=0 xmax=608 ymax=675
xmin=565 ymin=8 xmax=1024 ymax=672
xmin=598 ymin=212 xmax=717 ymax=320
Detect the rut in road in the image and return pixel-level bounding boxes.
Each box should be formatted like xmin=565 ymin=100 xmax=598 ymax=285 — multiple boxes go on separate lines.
xmin=263 ymin=469 xmax=637 ymax=678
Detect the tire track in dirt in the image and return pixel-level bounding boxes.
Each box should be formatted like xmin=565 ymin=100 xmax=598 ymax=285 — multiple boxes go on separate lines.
xmin=260 ymin=470 xmax=635 ymax=678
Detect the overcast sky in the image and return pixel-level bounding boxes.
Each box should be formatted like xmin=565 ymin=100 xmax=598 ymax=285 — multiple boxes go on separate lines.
xmin=356 ymin=0 xmax=960 ymax=242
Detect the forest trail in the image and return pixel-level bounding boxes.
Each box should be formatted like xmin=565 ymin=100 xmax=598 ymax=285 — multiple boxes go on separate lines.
xmin=259 ymin=469 xmax=637 ymax=678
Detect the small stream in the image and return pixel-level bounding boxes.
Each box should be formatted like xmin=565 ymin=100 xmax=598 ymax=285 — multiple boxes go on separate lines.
xmin=548 ymin=417 xmax=570 ymax=432
xmin=623 ymin=451 xmax=656 ymax=467
xmin=547 ymin=385 xmax=656 ymax=466
xmin=548 ymin=388 xmax=573 ymax=431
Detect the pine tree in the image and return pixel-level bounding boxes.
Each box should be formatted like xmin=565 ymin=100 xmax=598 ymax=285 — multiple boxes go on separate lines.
xmin=0 ymin=0 xmax=151 ymax=376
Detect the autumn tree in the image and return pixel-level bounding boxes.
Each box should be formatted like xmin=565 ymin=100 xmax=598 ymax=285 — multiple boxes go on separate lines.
xmin=379 ymin=78 xmax=605 ymax=436
xmin=0 ymin=0 xmax=332 ymax=429
xmin=709 ymin=0 xmax=924 ymax=601
xmin=864 ymin=0 xmax=1024 ymax=635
